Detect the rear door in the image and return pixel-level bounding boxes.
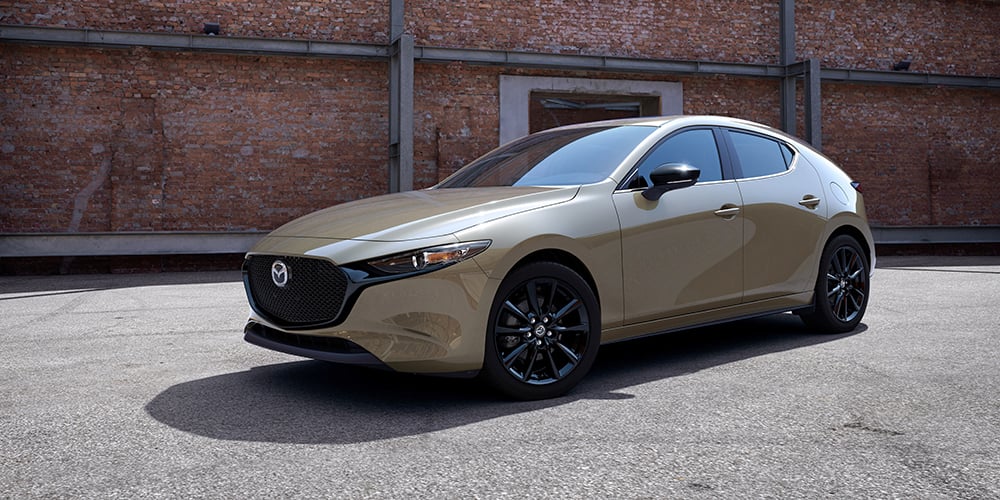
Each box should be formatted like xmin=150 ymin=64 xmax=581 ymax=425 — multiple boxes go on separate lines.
xmin=723 ymin=128 xmax=827 ymax=302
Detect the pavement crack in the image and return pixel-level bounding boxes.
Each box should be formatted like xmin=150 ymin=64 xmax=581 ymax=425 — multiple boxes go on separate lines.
xmin=840 ymin=421 xmax=905 ymax=436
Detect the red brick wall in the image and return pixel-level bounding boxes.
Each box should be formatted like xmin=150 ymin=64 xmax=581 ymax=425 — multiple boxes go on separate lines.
xmin=413 ymin=63 xmax=501 ymax=187
xmin=1 ymin=45 xmax=387 ymax=233
xmin=822 ymin=84 xmax=1000 ymax=226
xmin=0 ymin=0 xmax=388 ymax=42
xmin=798 ymin=0 xmax=1000 ymax=76
xmin=407 ymin=0 xmax=780 ymax=63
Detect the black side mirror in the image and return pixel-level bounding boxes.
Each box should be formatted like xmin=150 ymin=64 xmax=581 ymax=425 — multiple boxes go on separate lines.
xmin=641 ymin=163 xmax=701 ymax=201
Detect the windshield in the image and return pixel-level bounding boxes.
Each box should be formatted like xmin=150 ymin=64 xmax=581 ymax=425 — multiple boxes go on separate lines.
xmin=436 ymin=125 xmax=656 ymax=188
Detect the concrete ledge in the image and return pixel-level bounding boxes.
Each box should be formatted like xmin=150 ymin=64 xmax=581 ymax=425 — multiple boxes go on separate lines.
xmin=0 ymin=232 xmax=267 ymax=257
xmin=2 ymin=226 xmax=998 ymax=258
xmin=871 ymin=225 xmax=1000 ymax=245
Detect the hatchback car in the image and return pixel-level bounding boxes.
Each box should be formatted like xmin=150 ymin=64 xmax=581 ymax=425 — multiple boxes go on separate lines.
xmin=242 ymin=115 xmax=873 ymax=400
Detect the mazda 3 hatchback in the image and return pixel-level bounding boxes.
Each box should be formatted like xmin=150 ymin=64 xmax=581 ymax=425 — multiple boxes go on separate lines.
xmin=242 ymin=115 xmax=873 ymax=400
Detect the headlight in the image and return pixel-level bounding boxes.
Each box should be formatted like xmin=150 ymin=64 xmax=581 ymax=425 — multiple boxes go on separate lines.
xmin=367 ymin=240 xmax=491 ymax=275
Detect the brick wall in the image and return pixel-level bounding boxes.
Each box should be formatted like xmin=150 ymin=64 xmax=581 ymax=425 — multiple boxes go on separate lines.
xmin=822 ymin=84 xmax=1000 ymax=226
xmin=407 ymin=0 xmax=780 ymax=63
xmin=1 ymin=45 xmax=388 ymax=233
xmin=0 ymin=0 xmax=388 ymax=42
xmin=798 ymin=0 xmax=1000 ymax=76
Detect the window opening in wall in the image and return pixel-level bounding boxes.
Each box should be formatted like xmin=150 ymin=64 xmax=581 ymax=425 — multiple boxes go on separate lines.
xmin=529 ymin=92 xmax=661 ymax=133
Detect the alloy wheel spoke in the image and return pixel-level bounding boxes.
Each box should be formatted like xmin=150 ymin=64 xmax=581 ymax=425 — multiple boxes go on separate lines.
xmin=551 ymin=298 xmax=581 ymax=323
xmin=551 ymin=324 xmax=587 ymax=334
xmin=503 ymin=300 xmax=530 ymax=323
xmin=848 ymin=252 xmax=860 ymax=274
xmin=521 ymin=345 xmax=537 ymax=381
xmin=555 ymin=341 xmax=581 ymax=364
xmin=831 ymin=252 xmax=845 ymax=275
xmin=503 ymin=343 xmax=530 ymax=368
xmin=849 ymin=288 xmax=866 ymax=309
xmin=545 ymin=280 xmax=559 ymax=314
xmin=834 ymin=293 xmax=847 ymax=320
xmin=848 ymin=293 xmax=862 ymax=313
xmin=526 ymin=280 xmax=543 ymax=317
xmin=495 ymin=325 xmax=530 ymax=336
xmin=545 ymin=348 xmax=562 ymax=380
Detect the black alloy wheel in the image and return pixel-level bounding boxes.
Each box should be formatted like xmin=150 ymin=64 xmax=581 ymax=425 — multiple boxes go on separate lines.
xmin=482 ymin=261 xmax=600 ymax=400
xmin=801 ymin=234 xmax=870 ymax=333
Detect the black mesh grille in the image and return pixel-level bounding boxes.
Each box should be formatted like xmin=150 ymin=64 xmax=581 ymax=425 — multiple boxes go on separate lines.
xmin=245 ymin=255 xmax=349 ymax=327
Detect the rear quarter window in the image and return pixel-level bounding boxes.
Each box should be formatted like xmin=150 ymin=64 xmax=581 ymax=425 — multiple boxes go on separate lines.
xmin=729 ymin=130 xmax=791 ymax=178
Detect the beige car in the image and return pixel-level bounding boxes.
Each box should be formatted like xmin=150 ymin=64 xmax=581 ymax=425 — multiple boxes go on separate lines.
xmin=242 ymin=115 xmax=873 ymax=400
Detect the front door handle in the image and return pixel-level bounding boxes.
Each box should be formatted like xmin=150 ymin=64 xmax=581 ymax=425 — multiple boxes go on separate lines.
xmin=714 ymin=205 xmax=741 ymax=219
xmin=799 ymin=196 xmax=821 ymax=209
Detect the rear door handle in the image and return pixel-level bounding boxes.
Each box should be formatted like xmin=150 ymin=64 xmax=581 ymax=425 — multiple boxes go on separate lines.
xmin=714 ymin=205 xmax=741 ymax=219
xmin=799 ymin=196 xmax=821 ymax=209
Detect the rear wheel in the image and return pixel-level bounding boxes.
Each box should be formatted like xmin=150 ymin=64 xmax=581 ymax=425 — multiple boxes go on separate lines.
xmin=482 ymin=262 xmax=600 ymax=400
xmin=801 ymin=235 xmax=870 ymax=333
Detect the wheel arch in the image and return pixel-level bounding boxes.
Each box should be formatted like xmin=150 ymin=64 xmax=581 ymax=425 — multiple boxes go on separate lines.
xmin=507 ymin=249 xmax=601 ymax=306
xmin=826 ymin=223 xmax=873 ymax=268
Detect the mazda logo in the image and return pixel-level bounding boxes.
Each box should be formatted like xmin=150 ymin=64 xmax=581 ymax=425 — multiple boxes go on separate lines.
xmin=271 ymin=260 xmax=290 ymax=288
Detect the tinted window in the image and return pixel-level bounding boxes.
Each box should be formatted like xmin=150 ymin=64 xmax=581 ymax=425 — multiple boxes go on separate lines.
xmin=630 ymin=129 xmax=723 ymax=188
xmin=729 ymin=130 xmax=790 ymax=178
xmin=437 ymin=126 xmax=655 ymax=188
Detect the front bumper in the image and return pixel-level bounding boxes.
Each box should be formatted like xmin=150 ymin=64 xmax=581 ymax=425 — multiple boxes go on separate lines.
xmin=244 ymin=256 xmax=499 ymax=375
xmin=244 ymin=321 xmax=386 ymax=368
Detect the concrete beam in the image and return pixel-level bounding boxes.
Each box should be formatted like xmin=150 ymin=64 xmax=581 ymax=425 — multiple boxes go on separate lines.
xmin=0 ymin=24 xmax=387 ymax=59
xmin=3 ymin=25 xmax=996 ymax=90
xmin=388 ymin=34 xmax=415 ymax=192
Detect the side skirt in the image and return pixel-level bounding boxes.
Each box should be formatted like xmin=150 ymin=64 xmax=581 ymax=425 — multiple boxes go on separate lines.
xmin=601 ymin=292 xmax=814 ymax=345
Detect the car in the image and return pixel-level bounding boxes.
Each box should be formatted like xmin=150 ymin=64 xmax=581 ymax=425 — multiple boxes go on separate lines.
xmin=241 ymin=115 xmax=873 ymax=400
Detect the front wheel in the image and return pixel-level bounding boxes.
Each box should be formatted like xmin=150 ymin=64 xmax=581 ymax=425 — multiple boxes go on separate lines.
xmin=481 ymin=262 xmax=600 ymax=400
xmin=800 ymin=235 xmax=870 ymax=333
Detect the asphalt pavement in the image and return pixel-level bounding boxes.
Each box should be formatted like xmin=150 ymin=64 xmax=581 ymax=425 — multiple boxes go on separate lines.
xmin=1 ymin=256 xmax=998 ymax=498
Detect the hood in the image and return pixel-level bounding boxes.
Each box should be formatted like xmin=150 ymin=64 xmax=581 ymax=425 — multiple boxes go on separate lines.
xmin=267 ymin=186 xmax=578 ymax=241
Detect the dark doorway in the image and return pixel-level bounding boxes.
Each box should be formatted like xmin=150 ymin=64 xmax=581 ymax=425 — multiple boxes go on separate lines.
xmin=528 ymin=92 xmax=661 ymax=133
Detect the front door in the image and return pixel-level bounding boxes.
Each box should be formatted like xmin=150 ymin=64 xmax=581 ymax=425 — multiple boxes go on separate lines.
xmin=613 ymin=128 xmax=744 ymax=324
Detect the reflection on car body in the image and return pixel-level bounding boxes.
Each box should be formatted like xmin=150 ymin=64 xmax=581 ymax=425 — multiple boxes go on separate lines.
xmin=242 ymin=115 xmax=873 ymax=400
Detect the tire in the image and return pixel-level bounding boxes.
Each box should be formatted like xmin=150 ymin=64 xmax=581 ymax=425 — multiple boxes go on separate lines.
xmin=800 ymin=234 xmax=870 ymax=333
xmin=481 ymin=261 xmax=600 ymax=400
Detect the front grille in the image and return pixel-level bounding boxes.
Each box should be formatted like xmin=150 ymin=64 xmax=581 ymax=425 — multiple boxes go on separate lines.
xmin=245 ymin=255 xmax=349 ymax=327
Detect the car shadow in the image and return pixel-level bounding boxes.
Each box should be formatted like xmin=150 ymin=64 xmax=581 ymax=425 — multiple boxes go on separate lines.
xmin=146 ymin=313 xmax=864 ymax=444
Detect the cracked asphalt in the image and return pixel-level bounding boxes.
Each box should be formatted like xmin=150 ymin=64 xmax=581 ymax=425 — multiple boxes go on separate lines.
xmin=1 ymin=256 xmax=998 ymax=498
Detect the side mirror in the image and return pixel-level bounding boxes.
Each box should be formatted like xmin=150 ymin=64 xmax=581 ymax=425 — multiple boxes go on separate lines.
xmin=641 ymin=163 xmax=701 ymax=201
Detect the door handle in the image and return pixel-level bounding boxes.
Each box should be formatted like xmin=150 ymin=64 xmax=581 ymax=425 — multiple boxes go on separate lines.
xmin=714 ymin=205 xmax=741 ymax=219
xmin=799 ymin=196 xmax=821 ymax=209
